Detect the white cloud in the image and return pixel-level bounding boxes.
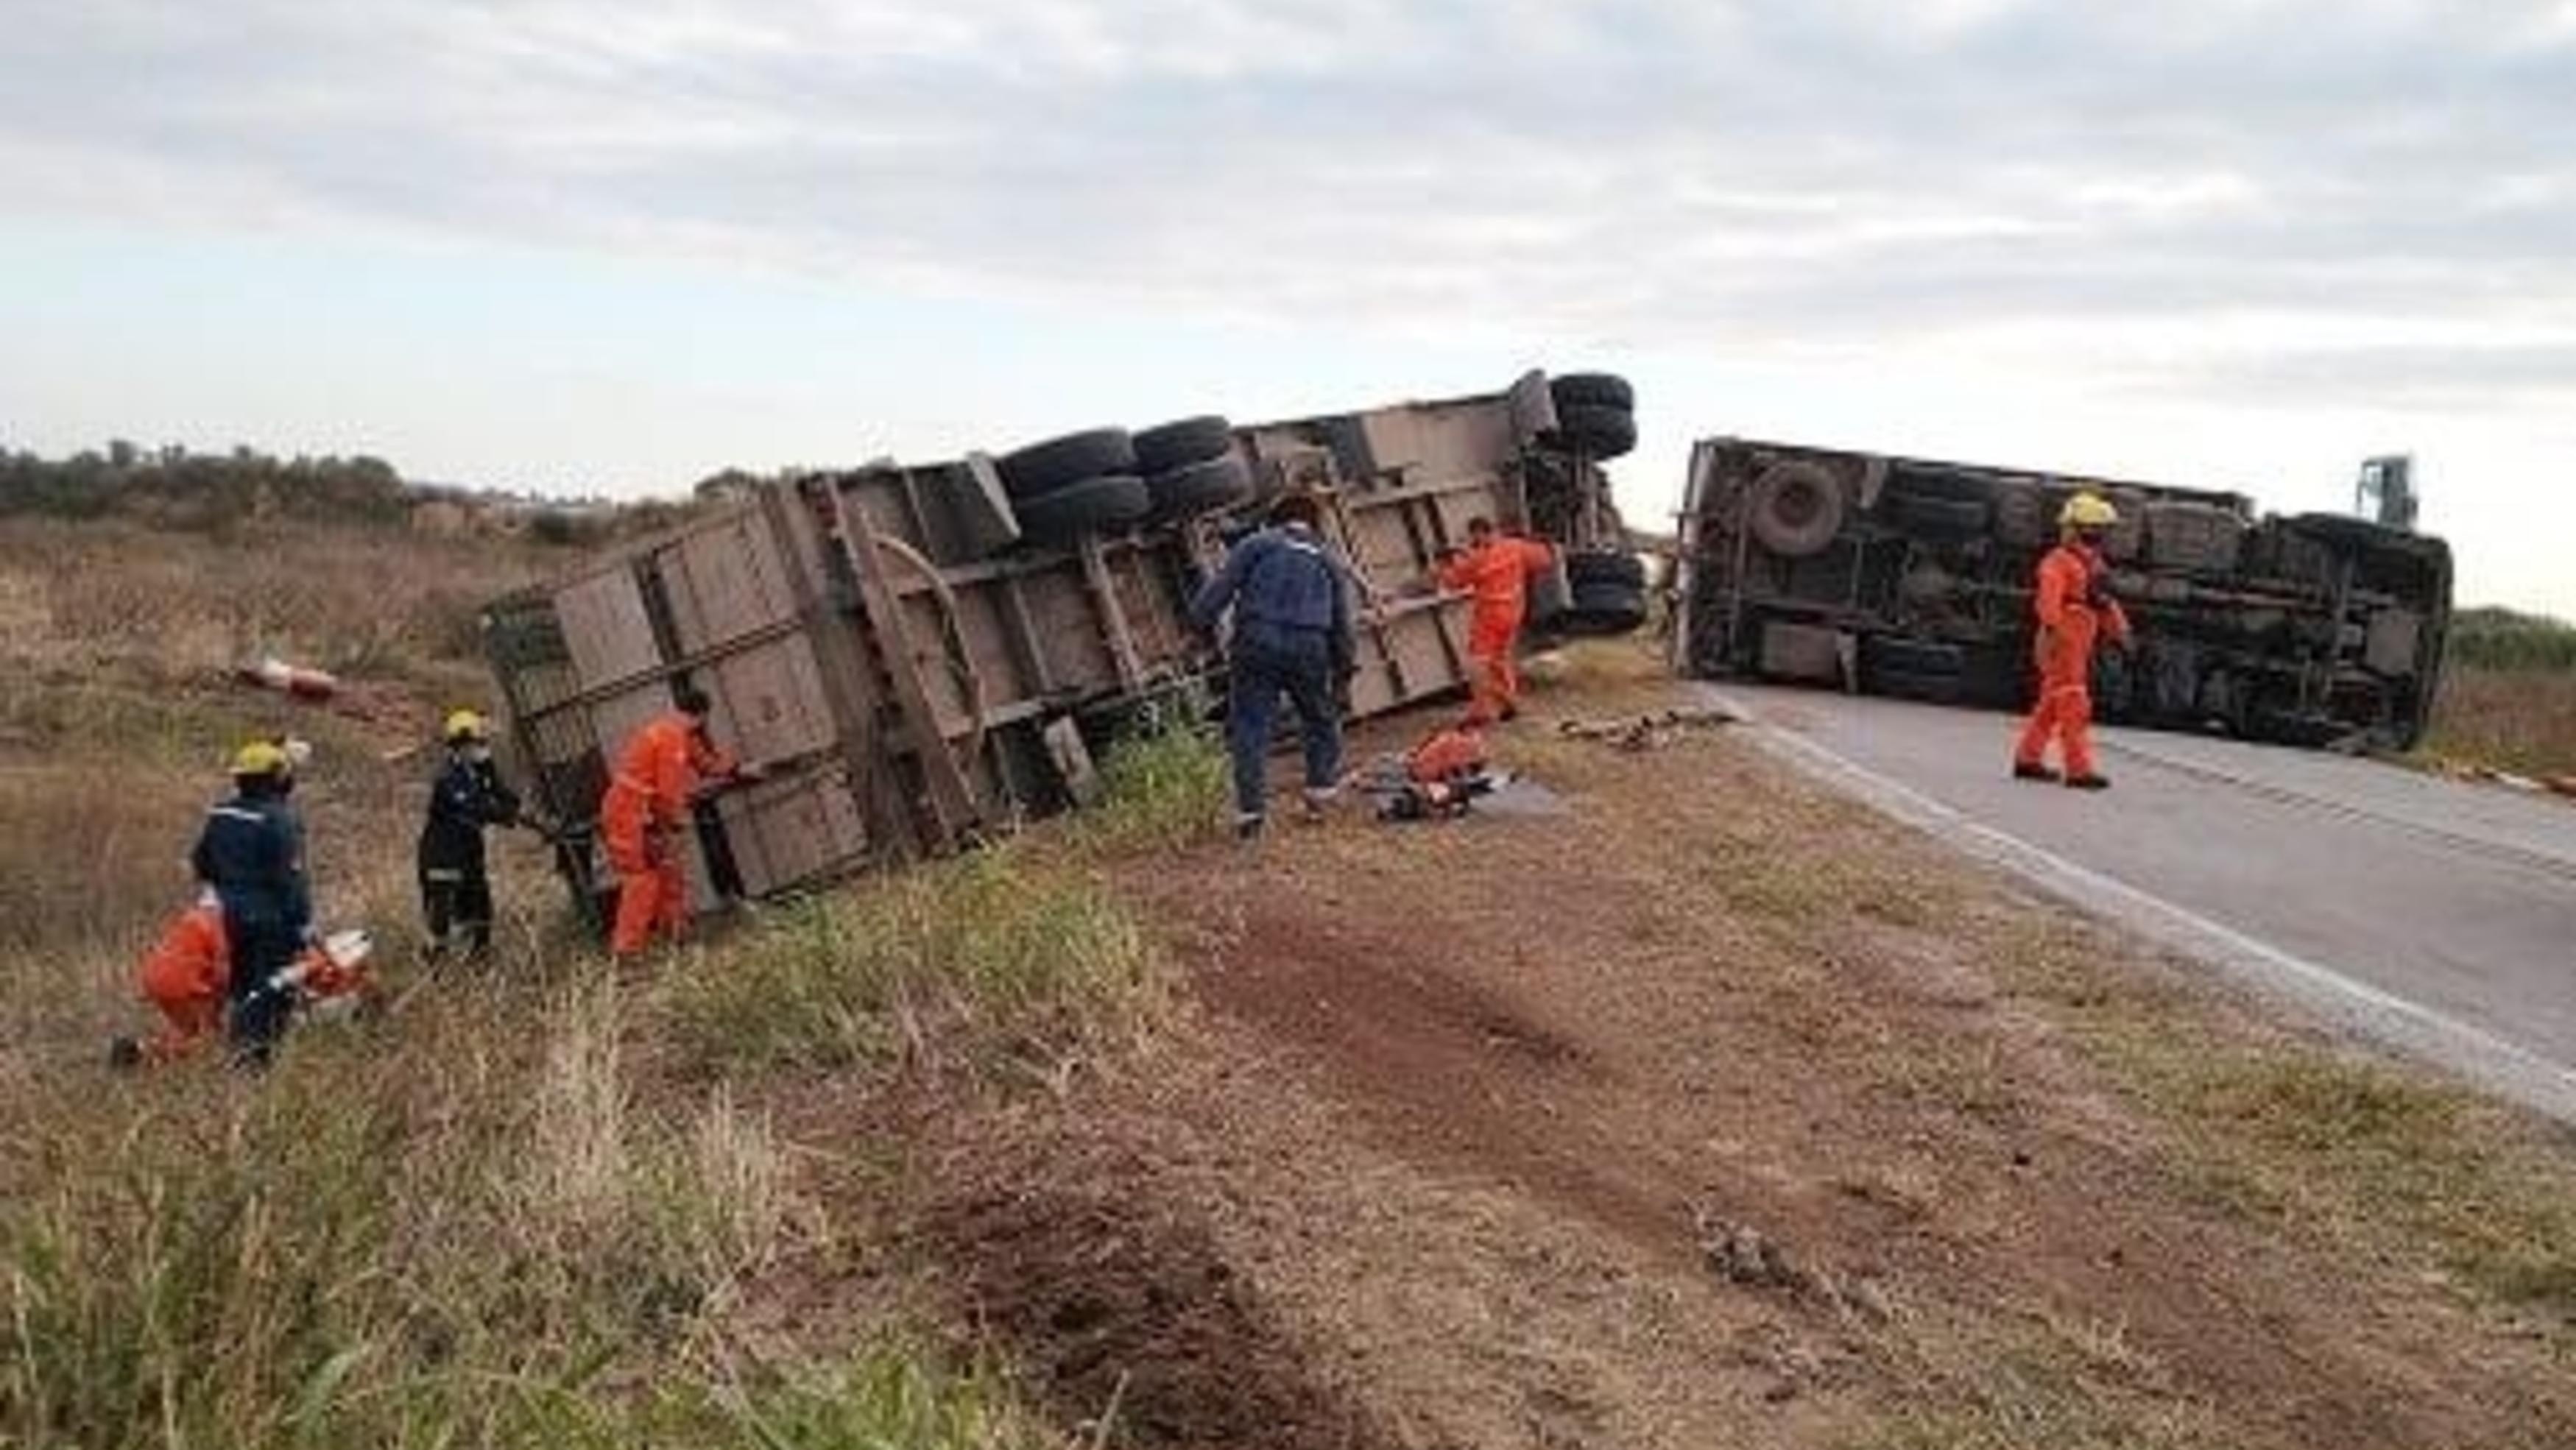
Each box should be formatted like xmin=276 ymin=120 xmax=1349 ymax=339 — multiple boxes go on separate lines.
xmin=4 ymin=0 xmax=2573 ymax=609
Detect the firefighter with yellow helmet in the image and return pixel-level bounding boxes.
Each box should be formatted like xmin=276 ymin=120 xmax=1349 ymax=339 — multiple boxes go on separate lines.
xmin=417 ymin=707 xmax=522 ymax=962
xmin=2013 ymin=491 xmax=2133 ymax=790
xmin=190 ymin=738 xmax=312 ymax=1064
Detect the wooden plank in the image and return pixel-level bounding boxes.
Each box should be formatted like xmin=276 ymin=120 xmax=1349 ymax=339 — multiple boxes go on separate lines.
xmin=1076 ymin=532 xmax=1147 ymax=694
xmin=761 ymin=483 xmax=923 ymax=863
xmin=824 ymin=482 xmax=984 ymax=844
xmin=665 ymin=512 xmax=798 ymax=654
xmin=554 ymin=566 xmax=663 ymax=689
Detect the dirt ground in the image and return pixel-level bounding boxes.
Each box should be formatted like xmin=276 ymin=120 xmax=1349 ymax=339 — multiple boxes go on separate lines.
xmin=761 ymin=665 xmax=2576 ymax=1449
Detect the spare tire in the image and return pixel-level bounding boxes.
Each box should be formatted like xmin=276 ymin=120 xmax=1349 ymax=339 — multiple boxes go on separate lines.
xmin=1548 ymin=372 xmax=1634 ymax=411
xmin=1146 ymin=456 xmax=1253 ymax=521
xmin=1014 ymin=474 xmax=1151 ymax=544
xmin=1550 ymin=404 xmax=1638 ymax=459
xmin=1564 ymin=581 xmax=1647 ymax=635
xmin=1747 ymin=460 xmax=1846 ymax=558
xmin=1565 ymin=551 xmax=1646 ymax=589
xmin=1888 ymin=492 xmax=1991 ymax=537
xmin=1133 ymin=416 xmax=1235 ymax=475
xmin=998 ymin=428 xmax=1137 ymax=501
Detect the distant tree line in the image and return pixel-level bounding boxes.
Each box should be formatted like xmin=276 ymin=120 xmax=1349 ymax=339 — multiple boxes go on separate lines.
xmin=0 ymin=441 xmax=717 ymax=544
xmin=2450 ymin=606 xmax=2576 ymax=673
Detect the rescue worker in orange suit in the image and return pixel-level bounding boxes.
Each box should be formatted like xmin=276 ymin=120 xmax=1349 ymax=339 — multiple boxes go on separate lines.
xmin=1435 ymin=517 xmax=1557 ymax=724
xmin=2014 ymin=492 xmax=2133 ymax=791
xmin=598 ymin=683 xmax=761 ymax=961
xmin=108 ymin=890 xmax=232 ymax=1069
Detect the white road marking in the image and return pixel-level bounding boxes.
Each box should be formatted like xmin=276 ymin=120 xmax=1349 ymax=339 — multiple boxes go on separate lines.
xmin=1721 ymin=699 xmax=2576 ymax=1122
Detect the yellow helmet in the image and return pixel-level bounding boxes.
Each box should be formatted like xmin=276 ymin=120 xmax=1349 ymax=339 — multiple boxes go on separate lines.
xmin=2059 ymin=491 xmax=2119 ymax=530
xmin=230 ymin=740 xmax=291 ymax=777
xmin=444 ymin=708 xmax=490 ymax=744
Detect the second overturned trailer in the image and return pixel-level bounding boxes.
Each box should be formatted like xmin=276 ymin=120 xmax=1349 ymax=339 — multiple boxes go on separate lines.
xmin=481 ymin=370 xmax=1643 ymax=920
xmin=1672 ymin=437 xmax=2452 ymax=750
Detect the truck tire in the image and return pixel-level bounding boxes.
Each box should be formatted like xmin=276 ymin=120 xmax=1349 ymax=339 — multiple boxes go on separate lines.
xmin=998 ymin=428 xmax=1137 ymax=501
xmin=1747 ymin=460 xmax=1846 ymax=558
xmin=1565 ymin=550 xmax=1647 ymax=589
xmin=1564 ymin=581 xmax=1647 ymax=635
xmin=1869 ymin=667 xmax=1964 ymax=704
xmin=1014 ymin=475 xmax=1151 ymax=544
xmin=1548 ymin=372 xmax=1634 ymax=411
xmin=1549 ymin=403 xmax=1639 ymax=459
xmin=1146 ymin=456 xmax=1253 ymax=521
xmin=1863 ymin=636 xmax=1966 ymax=677
xmin=1133 ymin=416 xmax=1235 ymax=475
xmin=1888 ymin=492 xmax=1991 ymax=537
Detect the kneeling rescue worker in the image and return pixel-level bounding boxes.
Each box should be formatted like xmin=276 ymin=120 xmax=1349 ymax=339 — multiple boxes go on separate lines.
xmin=417 ymin=708 xmax=522 ymax=963
xmin=111 ymin=889 xmax=231 ymax=1068
xmin=599 ymin=682 xmax=758 ymax=961
xmin=2014 ymin=491 xmax=2132 ymax=791
xmin=191 ymin=739 xmax=313 ymax=1065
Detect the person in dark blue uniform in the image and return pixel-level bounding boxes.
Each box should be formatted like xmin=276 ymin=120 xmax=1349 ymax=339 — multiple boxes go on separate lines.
xmin=190 ymin=739 xmax=313 ymax=1066
xmin=1190 ymin=492 xmax=1358 ymax=838
xmin=417 ymin=709 xmax=522 ymax=963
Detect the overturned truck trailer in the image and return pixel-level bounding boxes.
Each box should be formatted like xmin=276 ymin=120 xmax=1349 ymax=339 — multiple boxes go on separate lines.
xmin=482 ymin=370 xmax=1641 ymax=919
xmin=1673 ymin=437 xmax=2452 ymax=751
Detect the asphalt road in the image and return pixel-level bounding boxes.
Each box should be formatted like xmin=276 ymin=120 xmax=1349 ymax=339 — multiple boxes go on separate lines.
xmin=1700 ymin=682 xmax=2576 ymax=1122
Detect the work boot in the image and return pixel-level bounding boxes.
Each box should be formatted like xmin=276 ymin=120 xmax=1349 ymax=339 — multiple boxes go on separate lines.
xmin=2065 ymin=773 xmax=2111 ymax=791
xmin=1234 ymin=813 xmax=1266 ymax=843
xmin=2012 ymin=761 xmax=2061 ymax=784
xmin=1298 ymin=787 xmax=1336 ymax=824
xmin=107 ymin=1036 xmax=143 ymax=1071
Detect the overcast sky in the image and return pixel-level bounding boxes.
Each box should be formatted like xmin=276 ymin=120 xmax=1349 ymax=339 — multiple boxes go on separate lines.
xmin=3 ymin=1 xmax=2570 ymax=614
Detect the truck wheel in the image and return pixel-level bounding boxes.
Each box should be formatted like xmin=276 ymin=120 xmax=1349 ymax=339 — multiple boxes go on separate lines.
xmin=1747 ymin=460 xmax=1846 ymax=558
xmin=998 ymin=428 xmax=1137 ymax=501
xmin=1888 ymin=492 xmax=1990 ymax=537
xmin=1566 ymin=579 xmax=1647 ymax=634
xmin=1147 ymin=456 xmax=1253 ymax=521
xmin=1133 ymin=416 xmax=1235 ymax=475
xmin=1863 ymin=637 xmax=1966 ymax=676
xmin=1548 ymin=372 xmax=1635 ymax=411
xmin=1549 ymin=404 xmax=1638 ymax=459
xmin=1014 ymin=475 xmax=1151 ymax=544
xmin=1566 ymin=550 xmax=1646 ymax=589
xmin=1869 ymin=667 xmax=1964 ymax=704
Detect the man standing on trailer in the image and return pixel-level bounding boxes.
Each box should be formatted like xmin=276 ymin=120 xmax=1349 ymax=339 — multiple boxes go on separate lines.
xmin=1436 ymin=516 xmax=1557 ymax=723
xmin=1191 ymin=492 xmax=1358 ymax=840
xmin=2014 ymin=492 xmax=2132 ymax=791
xmin=598 ymin=683 xmax=759 ymax=961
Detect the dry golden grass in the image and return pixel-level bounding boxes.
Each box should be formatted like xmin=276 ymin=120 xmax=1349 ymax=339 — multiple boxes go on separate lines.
xmin=2426 ymin=664 xmax=2576 ymax=779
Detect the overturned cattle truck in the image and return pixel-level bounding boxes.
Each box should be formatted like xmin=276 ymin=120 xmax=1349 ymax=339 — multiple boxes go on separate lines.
xmin=482 ymin=370 xmax=1640 ymax=920
xmin=1672 ymin=438 xmax=2452 ymax=750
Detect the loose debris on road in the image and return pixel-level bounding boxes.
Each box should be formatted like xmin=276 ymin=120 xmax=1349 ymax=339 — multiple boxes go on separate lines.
xmin=1556 ymin=701 xmax=1744 ymax=751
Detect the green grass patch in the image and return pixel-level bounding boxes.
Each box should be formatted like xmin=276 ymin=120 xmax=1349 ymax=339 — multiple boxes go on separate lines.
xmin=663 ymin=850 xmax=1168 ymax=1081
xmin=1074 ymin=718 xmax=1230 ymax=855
xmin=1989 ymin=919 xmax=2576 ymax=1331
xmin=532 ymin=1345 xmax=1065 ymax=1449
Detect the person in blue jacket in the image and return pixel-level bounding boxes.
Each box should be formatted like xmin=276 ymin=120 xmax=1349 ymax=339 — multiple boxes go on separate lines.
xmin=1190 ymin=492 xmax=1358 ymax=838
xmin=191 ymin=739 xmax=314 ymax=1066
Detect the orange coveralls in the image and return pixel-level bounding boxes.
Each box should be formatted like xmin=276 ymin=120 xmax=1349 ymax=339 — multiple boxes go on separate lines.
xmin=2014 ymin=542 xmax=2131 ymax=780
xmin=599 ymin=712 xmax=738 ymax=958
xmin=137 ymin=897 xmax=230 ymax=1064
xmin=1437 ymin=536 xmax=1556 ymax=722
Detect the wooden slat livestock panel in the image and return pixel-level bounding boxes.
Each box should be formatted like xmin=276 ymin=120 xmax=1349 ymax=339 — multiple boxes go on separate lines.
xmin=488 ymin=373 xmax=1589 ymax=925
